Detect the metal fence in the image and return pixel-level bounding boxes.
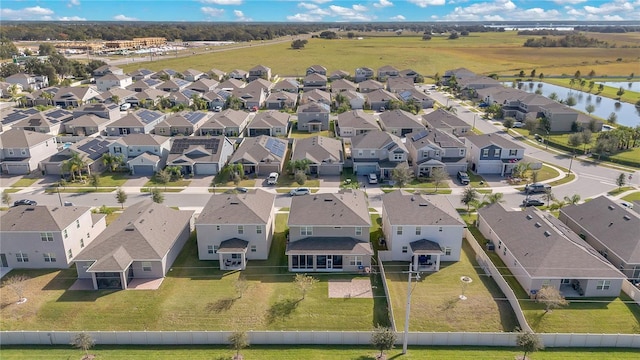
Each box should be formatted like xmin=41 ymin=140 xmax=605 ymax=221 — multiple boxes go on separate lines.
xmin=376 ymin=258 xmax=397 ymax=331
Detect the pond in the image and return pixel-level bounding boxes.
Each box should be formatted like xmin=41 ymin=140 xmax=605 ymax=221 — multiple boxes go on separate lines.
xmin=596 ymin=81 xmax=640 ymax=92
xmin=503 ymin=82 xmax=640 ymax=128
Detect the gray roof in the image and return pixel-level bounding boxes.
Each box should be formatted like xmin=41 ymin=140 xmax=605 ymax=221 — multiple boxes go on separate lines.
xmin=0 ymin=129 xmax=55 ymax=148
xmin=202 ymin=109 xmax=249 ymax=129
xmin=382 ymin=190 xmax=465 ymax=226
xmin=464 ymin=133 xmax=524 ymax=150
xmin=479 ymin=204 xmax=625 ymax=279
xmin=286 ymin=237 xmax=373 ymax=255
xmin=75 ymin=200 xmax=193 ymax=271
xmin=407 ymin=128 xmax=465 ymax=149
xmin=351 ymin=130 xmax=406 ymax=153
xmin=288 ymin=189 xmax=370 ymax=227
xmin=248 ymin=111 xmax=290 ymax=128
xmin=337 ymin=110 xmax=379 ymax=130
xmin=197 ymin=188 xmax=275 ymax=225
xmin=64 ymin=114 xmax=108 ymax=127
xmin=113 ymin=133 xmax=170 ymax=146
xmin=378 ymin=109 xmax=423 ymax=130
xmin=330 ymin=78 xmax=357 ymax=91
xmin=1 ymin=205 xmax=92 ymax=232
xmin=560 ymin=196 xmax=640 ymax=265
xmin=229 ymin=135 xmax=288 ymax=164
xmin=410 ymin=239 xmax=444 ymax=253
xmin=291 ymin=136 xmax=343 ymax=164
xmin=297 ymin=102 xmax=330 ymax=114
xmin=218 ymin=238 xmax=249 ymax=253
xmin=301 ymin=89 xmax=331 ymax=103
xmin=168 ymin=136 xmax=231 ymax=164
xmin=423 ymin=109 xmax=469 ymax=129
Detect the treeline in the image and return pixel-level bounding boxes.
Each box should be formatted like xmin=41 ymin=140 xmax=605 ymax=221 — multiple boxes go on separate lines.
xmin=574 ymin=26 xmax=640 ymax=33
xmin=337 ymin=23 xmax=503 ymax=34
xmin=0 ymin=22 xmax=326 ymax=42
xmin=523 ymin=34 xmax=612 ymax=48
xmin=517 ymin=30 xmax=570 ymax=36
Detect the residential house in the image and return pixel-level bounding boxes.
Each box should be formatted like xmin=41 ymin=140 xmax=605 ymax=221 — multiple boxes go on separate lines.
xmin=329 ymin=69 xmax=350 ymax=81
xmin=300 ymin=89 xmax=331 ymax=105
xmin=246 ymin=78 xmax=275 ymax=94
xmin=540 ymin=102 xmax=600 ymax=132
xmin=273 ymin=78 xmax=300 ymax=93
xmin=127 ymin=78 xmax=163 ymax=93
xmin=182 ymin=69 xmax=205 ymax=82
xmin=306 ymin=65 xmax=327 ymax=76
xmin=73 ymin=102 xmax=121 ymax=122
xmin=93 ymin=65 xmax=124 ymax=77
xmin=378 ymin=109 xmax=425 ymax=137
xmin=108 ymin=134 xmax=171 ymax=175
xmin=41 ymin=137 xmax=112 ymax=176
xmin=74 ymin=200 xmax=194 ymax=290
xmin=399 ymin=69 xmax=420 ymax=83
xmin=158 ymin=78 xmax=191 ymax=93
xmin=303 ymin=73 xmax=328 ymax=92
xmin=246 ymin=111 xmax=290 ymax=137
xmin=232 ymin=84 xmax=266 ymax=110
xmin=387 ymin=77 xmax=415 ymax=94
xmin=291 ymin=136 xmax=344 ymax=176
xmin=422 ymin=109 xmax=472 ymax=137
xmin=166 ymin=90 xmax=196 ymax=108
xmin=96 ymin=73 xmax=133 ymax=92
xmin=24 ymin=87 xmax=58 ymax=107
xmin=105 ymin=109 xmax=167 ymax=136
xmin=0 ymin=81 xmax=19 ymax=98
xmin=0 ymin=108 xmax=40 ymax=129
xmin=207 ymin=68 xmax=226 ymax=81
xmin=203 ymin=89 xmax=231 ymax=110
xmin=218 ymin=78 xmax=246 ymax=92
xmin=358 ymin=79 xmax=384 ymax=93
xmin=406 ymin=129 xmax=468 ymax=177
xmin=286 ymin=189 xmax=373 ymax=272
xmin=380 ymin=190 xmax=465 ymax=271
xmin=341 ymin=90 xmax=366 ymax=110
xmin=0 ymin=129 xmax=57 ymax=174
xmin=456 ymin=74 xmax=502 ymax=91
xmin=265 ymin=91 xmax=298 ymax=110
xmin=52 ymin=87 xmax=101 ymax=108
xmin=63 ymin=114 xmax=113 ymax=136
xmin=478 ymin=204 xmax=626 ymax=298
xmin=559 ymin=196 xmax=640 ymax=281
xmin=199 ymin=109 xmax=251 ymax=137
xmin=354 ymin=67 xmax=374 ymax=83
xmin=0 ymin=205 xmax=106 ymax=269
xmin=228 ymin=69 xmax=248 ymax=81
xmin=350 ymin=130 xmax=408 ymax=179
xmin=377 ymin=65 xmax=400 ymax=82
xmin=228 ymin=135 xmax=287 ymax=175
xmin=464 ymin=134 xmax=524 ymax=175
xmin=130 ymin=68 xmax=155 ymax=81
xmin=166 ymin=136 xmax=234 ymax=175
xmin=248 ymin=65 xmax=271 ymax=81
xmin=330 ymin=78 xmax=357 ymax=93
xmin=99 ymin=88 xmax=137 ymax=106
xmin=366 ymin=89 xmax=398 ymax=112
xmin=442 ymin=68 xmax=477 ymax=86
xmin=397 ymin=88 xmax=434 ymax=109
xmin=128 ymin=88 xmax=170 ymax=108
xmin=187 ymin=78 xmax=219 ymax=94
xmin=296 ymin=102 xmax=330 ymax=132
xmin=11 ymin=108 xmax=73 ymax=135
xmin=154 ymin=111 xmax=212 ymax=136
xmin=196 ymin=189 xmax=276 ymax=270
xmin=335 ymin=110 xmax=379 ymax=138
xmin=5 ymin=73 xmax=49 ymax=91
xmin=151 ymin=69 xmax=178 ymax=80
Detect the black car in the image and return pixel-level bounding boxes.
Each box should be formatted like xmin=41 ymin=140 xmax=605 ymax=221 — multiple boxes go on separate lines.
xmin=13 ymin=199 xmax=37 ymax=207
xmin=522 ymin=199 xmax=544 ymax=207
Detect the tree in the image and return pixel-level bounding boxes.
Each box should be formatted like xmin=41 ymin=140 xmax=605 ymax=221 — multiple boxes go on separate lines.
xmin=102 ymin=153 xmax=124 ymax=172
xmin=517 ymin=330 xmax=544 ymax=360
xmin=2 ymin=189 xmax=12 ymax=207
xmin=290 ymin=39 xmax=308 ymax=49
xmin=567 ymin=133 xmax=583 ymax=149
xmin=597 ymin=84 xmax=604 ymax=93
xmin=531 ymin=170 xmax=539 ymax=184
xmin=565 ymin=96 xmax=577 ymax=106
xmin=371 ymin=325 xmax=397 ymax=360
xmin=607 ymin=112 xmax=617 ymax=124
xmin=71 ymin=332 xmax=95 ymax=359
xmin=548 ymin=92 xmax=558 ymax=101
xmin=537 ymin=286 xmax=569 ymax=313
xmin=543 ymin=188 xmax=554 ymax=207
xmin=62 ymin=152 xmax=88 ymax=182
xmin=89 ymin=173 xmax=100 ymax=189
xmin=461 ymin=187 xmax=479 ymax=213
xmin=580 ymin=130 xmax=593 ymax=153
xmin=563 ymin=194 xmax=581 ymax=205
xmin=443 ymin=105 xmax=457 ymax=114
xmin=503 ymin=117 xmax=515 ymax=129
xmin=484 ymin=192 xmax=504 ymax=204
xmin=294 ymin=273 xmax=318 ymax=300
xmin=228 ymin=331 xmax=249 ymax=360
xmin=588 ymin=80 xmax=595 ymax=93
xmin=585 ymin=104 xmax=595 ymax=115
xmin=294 ymin=170 xmax=307 ymax=185
xmin=574 ymin=70 xmax=581 ymax=79
xmin=616 ymin=86 xmax=625 ymax=99
xmin=155 ymin=169 xmax=171 ymax=190
xmin=115 ymin=188 xmax=127 ymax=209
xmin=391 ymin=163 xmax=414 ymax=188
xmin=616 ymin=172 xmax=626 ymax=190
xmin=569 ymin=78 xmax=576 ymax=90
xmin=429 ymin=167 xmax=448 ymax=192
xmin=150 ymin=187 xmax=164 ymax=204
xmin=3 ymin=274 xmax=29 ymax=303
xmin=287 ymin=159 xmax=311 ymax=175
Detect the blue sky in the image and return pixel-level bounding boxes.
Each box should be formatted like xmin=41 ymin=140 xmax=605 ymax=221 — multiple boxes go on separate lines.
xmin=1 ymin=0 xmax=639 ymax=22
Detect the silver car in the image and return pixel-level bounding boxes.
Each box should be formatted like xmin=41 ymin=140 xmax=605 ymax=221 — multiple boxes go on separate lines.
xmin=289 ymin=187 xmax=311 ymax=196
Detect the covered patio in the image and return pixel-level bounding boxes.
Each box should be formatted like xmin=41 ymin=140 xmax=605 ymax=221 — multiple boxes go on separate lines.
xmin=217 ymin=238 xmax=248 ymax=270
xmin=286 ymin=237 xmax=373 ymax=272
xmin=410 ymin=239 xmax=443 ymax=272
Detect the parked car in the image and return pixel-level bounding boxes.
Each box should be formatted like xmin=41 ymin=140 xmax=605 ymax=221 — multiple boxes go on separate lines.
xmin=63 ymin=201 xmax=75 ymax=206
xmin=213 ymin=106 xmax=222 ymax=112
xmin=524 ymin=183 xmax=551 ymax=194
xmin=13 ymin=199 xmax=37 ymax=207
xmin=457 ymin=171 xmax=470 ymax=185
xmin=368 ymin=173 xmax=378 ymax=184
xmin=522 ymin=198 xmax=545 ymax=207
xmin=620 ymin=201 xmax=634 ymax=209
xmin=120 ymin=103 xmax=131 ymax=111
xmin=513 ymin=122 xmax=524 ymax=128
xmin=289 ymin=187 xmax=311 ymax=196
xmin=267 ymin=172 xmax=279 ymax=185
xmin=250 ymin=106 xmax=259 ymax=112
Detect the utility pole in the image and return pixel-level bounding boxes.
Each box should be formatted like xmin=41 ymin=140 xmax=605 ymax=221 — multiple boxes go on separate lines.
xmin=402 ymin=264 xmax=421 ymax=354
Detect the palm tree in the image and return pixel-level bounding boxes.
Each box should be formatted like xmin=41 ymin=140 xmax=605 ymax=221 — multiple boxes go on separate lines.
xmin=484 ymin=192 xmax=504 ymax=205
xmin=63 ymin=152 xmax=89 ymax=182
xmin=110 ymin=95 xmax=120 ymax=106
xmin=102 ymin=153 xmax=124 ymax=172
xmin=461 ymin=187 xmax=479 ymax=214
xmin=443 ymin=105 xmax=457 ymax=115
xmin=287 ymin=159 xmax=311 ymax=175
xmin=563 ymin=194 xmax=581 ymax=205
xmin=569 ymin=78 xmax=576 ymax=90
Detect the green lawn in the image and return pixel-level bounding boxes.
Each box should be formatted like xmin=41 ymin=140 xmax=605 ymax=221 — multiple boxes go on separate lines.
xmin=140 ymin=187 xmax=183 ymax=193
xmin=384 ymin=240 xmax=518 ymax=332
xmin=2 ymin=188 xmax=21 ymax=193
xmin=9 ymin=178 xmax=38 ymax=187
xmin=3 ymin=345 xmax=640 ymax=360
xmin=622 ymin=191 xmax=640 ymax=202
xmin=608 ymin=186 xmax=635 ymax=196
xmin=468 ymin=172 xmax=489 ymax=188
xmin=44 ymin=187 xmax=116 ymax=193
xmin=143 ymin=179 xmax=191 ymax=187
xmin=543 ymin=77 xmax=640 ymax=104
xmin=276 ymin=174 xmax=320 ymax=188
xmin=289 ymin=129 xmax=333 ymax=139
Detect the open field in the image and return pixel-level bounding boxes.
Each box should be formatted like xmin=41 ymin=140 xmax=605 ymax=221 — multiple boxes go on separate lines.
xmin=2 ymin=345 xmax=640 ymax=360
xmin=122 ymin=32 xmax=640 ymax=79
xmin=541 ymin=77 xmax=640 ymax=104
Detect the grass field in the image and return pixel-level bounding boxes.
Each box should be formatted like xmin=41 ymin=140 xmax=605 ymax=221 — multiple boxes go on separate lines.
xmin=542 ymin=77 xmax=640 ymax=104
xmin=9 ymin=178 xmax=38 ymax=187
xmin=622 ymin=191 xmax=640 ymax=202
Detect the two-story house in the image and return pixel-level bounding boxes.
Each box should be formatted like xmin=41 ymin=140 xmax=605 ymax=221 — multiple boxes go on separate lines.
xmin=246 ymin=111 xmax=290 ymax=137
xmin=406 ymin=129 xmax=468 ymax=177
xmin=166 ymin=136 xmax=234 ymax=175
xmin=0 ymin=129 xmax=57 ymax=174
xmin=199 ymin=109 xmax=251 ymax=137
xmin=464 ymin=134 xmax=524 ymax=176
xmin=354 ymin=67 xmax=375 ymax=83
xmin=96 ymin=73 xmax=133 ymax=92
xmin=335 ymin=110 xmax=380 ymax=138
xmin=5 ymin=73 xmax=49 ymax=91
xmin=306 ymin=65 xmax=327 ymax=76
xmin=196 ymin=189 xmax=276 ymax=270
xmin=154 ymin=111 xmax=212 ymax=136
xmin=377 ymin=65 xmax=400 ymax=82
xmin=351 ymin=130 xmax=408 ymax=180
xmin=93 ymin=65 xmax=124 ymax=77
xmin=286 ymin=189 xmax=373 ymax=272
xmin=248 ymin=65 xmax=272 ymax=81
xmin=422 ymin=109 xmax=471 ymax=137
xmin=106 ymin=109 xmax=167 ymax=136
xmin=108 ymin=134 xmax=171 ymax=175
xmin=228 ymin=135 xmax=288 ymax=176
xmin=297 ymin=102 xmax=330 ymax=132
xmin=0 ymin=205 xmax=106 ymax=269
xmin=303 ymin=73 xmax=328 ymax=92
xmin=291 ymin=136 xmax=344 ymax=176
xmin=380 ymin=190 xmax=466 ymax=271
xmin=378 ymin=109 xmax=425 ymax=137
xmin=11 ymin=108 xmax=73 ymax=135
xmin=365 ymin=89 xmax=398 ymax=112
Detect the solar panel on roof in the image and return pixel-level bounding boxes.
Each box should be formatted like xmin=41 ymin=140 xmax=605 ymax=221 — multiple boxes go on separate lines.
xmin=77 ymin=139 xmax=111 ymax=161
xmin=265 ymin=137 xmax=286 ymax=158
xmin=136 ymin=110 xmax=162 ymax=124
xmin=184 ymin=112 xmax=207 ymax=125
xmin=411 ymin=130 xmax=429 ymax=142
xmin=46 ymin=109 xmax=71 ymax=119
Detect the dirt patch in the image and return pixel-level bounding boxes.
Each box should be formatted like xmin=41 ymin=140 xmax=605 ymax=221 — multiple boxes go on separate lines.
xmin=328 ymin=278 xmax=373 ymax=298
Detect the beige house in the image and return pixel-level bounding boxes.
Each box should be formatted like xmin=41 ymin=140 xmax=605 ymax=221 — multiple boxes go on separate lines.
xmin=0 ymin=206 xmax=106 ymax=269
xmin=228 ymin=135 xmax=287 ymax=176
xmin=286 ymin=189 xmax=373 ymax=272
xmin=0 ymin=129 xmax=57 ymax=174
xmin=378 ymin=109 xmax=424 ymax=137
xmin=154 ymin=111 xmax=212 ymax=136
xmin=291 ymin=136 xmax=344 ymax=176
xmin=335 ymin=110 xmax=379 ymax=138
xmin=196 ymin=189 xmax=276 ymax=270
xmin=199 ymin=109 xmax=251 ymax=137
xmin=96 ymin=73 xmax=133 ymax=92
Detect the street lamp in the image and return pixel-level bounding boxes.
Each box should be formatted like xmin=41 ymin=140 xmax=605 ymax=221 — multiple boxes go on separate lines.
xmin=402 ymin=265 xmax=421 ymax=354
xmin=545 ymin=130 xmax=550 ymax=150
xmin=472 ymin=114 xmax=477 ymax=131
xmin=568 ymin=154 xmax=576 ymax=175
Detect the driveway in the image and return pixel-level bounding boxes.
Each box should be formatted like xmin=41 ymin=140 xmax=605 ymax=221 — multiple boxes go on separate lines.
xmin=123 ymin=176 xmax=150 ymax=187
xmin=188 ymin=175 xmax=215 ymax=187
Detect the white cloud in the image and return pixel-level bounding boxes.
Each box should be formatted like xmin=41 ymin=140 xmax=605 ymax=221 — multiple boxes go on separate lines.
xmin=287 ymin=13 xmax=323 ymax=22
xmin=201 ymin=7 xmax=225 ymax=16
xmin=603 ymin=14 xmax=625 ymax=20
xmin=442 ymin=0 xmax=516 ymax=20
xmin=199 ymin=0 xmax=242 ymax=4
xmin=374 ymin=0 xmax=394 ymax=8
xmin=553 ymin=0 xmax=586 ymax=4
xmin=584 ymin=1 xmax=634 ymax=15
xmin=67 ymin=0 xmax=80 ymax=7
xmin=0 ymin=6 xmax=55 ymax=20
xmin=566 ymin=8 xmax=584 ymax=16
xmin=353 ymin=4 xmax=368 ymax=11
xmin=328 ymin=4 xmax=375 ymax=20
xmin=408 ymin=0 xmax=446 ymax=7
xmin=390 ymin=14 xmax=405 ymax=20
xmin=484 ymin=14 xmax=504 ymax=21
xmin=298 ymin=3 xmax=319 ymax=10
xmin=234 ymin=9 xmax=252 ymax=21
xmin=113 ymin=14 xmax=138 ymax=21
xmin=310 ymin=0 xmax=332 ymax=3
xmin=59 ymin=16 xmax=86 ymax=21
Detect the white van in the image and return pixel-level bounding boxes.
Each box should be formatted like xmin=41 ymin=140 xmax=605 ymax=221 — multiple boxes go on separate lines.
xmin=267 ymin=172 xmax=279 ymax=185
xmin=120 ymin=103 xmax=131 ymax=111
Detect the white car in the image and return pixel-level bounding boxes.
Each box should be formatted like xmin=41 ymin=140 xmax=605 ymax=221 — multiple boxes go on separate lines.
xmin=267 ymin=172 xmax=279 ymax=185
xmin=120 ymin=103 xmax=131 ymax=111
xmin=368 ymin=173 xmax=378 ymax=184
xmin=213 ymin=106 xmax=222 ymax=112
xmin=289 ymin=187 xmax=311 ymax=196
xmin=620 ymin=201 xmax=634 ymax=209
xmin=513 ymin=121 xmax=524 ymax=128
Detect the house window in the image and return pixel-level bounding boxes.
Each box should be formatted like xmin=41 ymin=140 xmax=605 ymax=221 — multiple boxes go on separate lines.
xmin=207 ymin=245 xmax=214 ymax=254
xmin=216 ymin=225 xmax=221 ymax=231
xmin=355 ymin=227 xmax=362 ymax=236
xmin=256 ymin=225 xmax=263 ymax=234
xmin=402 ymin=246 xmax=408 ymax=253
xmin=251 ymin=245 xmax=257 ymax=252
xmin=397 ymin=226 xmax=403 ymax=235
xmin=422 ymin=152 xmax=430 ymax=159
xmin=87 ymin=232 xmax=90 ymax=239
xmin=503 ymin=248 xmax=507 ymax=256
xmin=357 ymin=150 xmax=363 ymax=156
xmin=370 ymin=150 xmax=376 ymax=157
xmin=509 ymin=149 xmax=517 ymax=156
xmin=67 ymin=249 xmax=73 ymax=259
xmin=113 ymin=147 xmax=122 ymax=153
xmin=494 ymin=149 xmax=501 ymax=158
xmin=415 ymin=227 xmax=421 ymax=236
xmin=80 ymin=239 xmax=85 ymax=248
xmin=350 ymin=256 xmax=363 ymax=266
xmin=142 ymin=262 xmax=152 ymax=271
xmin=542 ymin=280 xmax=551 ymax=288
xmin=43 ymin=253 xmax=56 ymax=263
xmin=459 ymin=149 xmax=465 ymax=156
xmin=498 ymin=240 xmax=502 ymax=249
xmin=596 ymin=280 xmax=611 ymax=290
xmin=237 ymin=225 xmax=244 ymax=234
xmin=482 ymin=149 xmax=489 ymax=157
xmin=21 ymin=149 xmax=27 ymax=156
xmin=393 ymin=153 xmax=403 ymax=161
xmin=40 ymin=232 xmax=54 ymax=242
xmin=444 ymin=247 xmax=451 ymax=256
xmin=8 ymin=149 xmax=14 ymax=156
xmin=63 ymin=229 xmax=68 ymax=239
xmin=561 ymin=279 xmax=571 ymax=285
xmin=16 ymin=252 xmax=28 ymax=262
xmin=76 ymin=220 xmax=80 ymax=228
xmin=301 ymin=226 xmax=313 ymax=236
xmin=158 ymin=128 xmax=166 ymax=134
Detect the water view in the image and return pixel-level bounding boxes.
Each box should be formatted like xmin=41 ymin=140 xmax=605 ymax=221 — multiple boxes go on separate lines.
xmin=596 ymin=81 xmax=640 ymax=92
xmin=505 ymin=81 xmax=640 ymax=128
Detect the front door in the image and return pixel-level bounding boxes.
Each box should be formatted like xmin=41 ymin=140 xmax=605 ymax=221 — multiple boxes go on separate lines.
xmin=326 ymin=256 xmax=333 ymax=270
xmin=0 ymin=254 xmax=8 ymax=267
